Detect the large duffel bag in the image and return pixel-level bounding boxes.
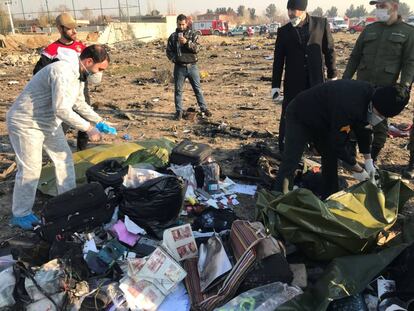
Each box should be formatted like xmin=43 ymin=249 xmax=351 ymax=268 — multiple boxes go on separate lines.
xmin=38 ymin=183 xmax=113 ymax=242
xmin=170 ymin=140 xmax=212 ymax=166
xmin=119 ymin=175 xmax=186 ymax=236
xmin=85 ymin=159 xmax=128 ymax=189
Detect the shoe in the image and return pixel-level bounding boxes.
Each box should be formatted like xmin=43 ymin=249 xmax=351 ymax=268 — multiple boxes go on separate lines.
xmin=173 ymin=111 xmax=183 ymax=121
xmin=201 ymin=109 xmax=212 ymax=117
xmin=10 ymin=215 xmax=35 ymax=230
xmin=26 ymin=213 xmax=41 ymax=225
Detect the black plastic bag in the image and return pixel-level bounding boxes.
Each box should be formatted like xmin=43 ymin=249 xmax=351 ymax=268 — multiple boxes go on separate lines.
xmin=119 ymin=176 xmax=186 ymax=236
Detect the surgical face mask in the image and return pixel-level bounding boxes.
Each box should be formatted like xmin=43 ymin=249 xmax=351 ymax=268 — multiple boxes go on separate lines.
xmin=375 ymin=8 xmax=390 ymax=22
xmin=80 ymin=60 xmax=103 ymax=85
xmin=87 ymin=71 xmax=103 ymax=85
xmin=367 ymin=102 xmax=384 ymax=126
xmin=290 ymin=16 xmax=302 ymax=27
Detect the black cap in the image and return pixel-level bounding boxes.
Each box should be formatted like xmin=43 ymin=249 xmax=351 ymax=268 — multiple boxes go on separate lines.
xmin=287 ymin=0 xmax=308 ymax=10
xmin=372 ymin=84 xmax=410 ymax=118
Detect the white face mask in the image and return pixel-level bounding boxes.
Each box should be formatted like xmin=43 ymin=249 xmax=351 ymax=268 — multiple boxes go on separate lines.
xmin=375 ymin=8 xmax=390 ymax=22
xmin=87 ymin=71 xmax=103 ymax=85
xmin=290 ymin=16 xmax=302 ymax=27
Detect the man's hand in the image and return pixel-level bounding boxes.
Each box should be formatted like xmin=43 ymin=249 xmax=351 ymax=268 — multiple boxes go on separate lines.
xmin=271 ymin=88 xmax=281 ymax=101
xmin=86 ymin=126 xmax=101 ymax=142
xmin=178 ymin=36 xmax=187 ymax=45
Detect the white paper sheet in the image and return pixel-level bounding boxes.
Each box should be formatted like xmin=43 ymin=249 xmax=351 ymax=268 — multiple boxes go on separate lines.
xmin=125 ymin=215 xmax=147 ymax=235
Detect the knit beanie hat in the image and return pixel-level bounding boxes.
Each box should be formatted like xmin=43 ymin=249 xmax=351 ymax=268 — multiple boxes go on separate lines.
xmin=287 ymin=0 xmax=308 ymax=10
xmin=372 ymin=84 xmax=410 ymax=118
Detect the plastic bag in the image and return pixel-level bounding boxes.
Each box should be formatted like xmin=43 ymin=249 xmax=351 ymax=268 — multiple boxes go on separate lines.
xmin=0 ymin=267 xmax=16 ymax=308
xmin=170 ymin=164 xmax=197 ymax=200
xmin=122 ymin=167 xmax=164 ymax=189
xmin=215 ymin=282 xmax=303 ymax=311
xmin=120 ymin=176 xmax=186 ymax=236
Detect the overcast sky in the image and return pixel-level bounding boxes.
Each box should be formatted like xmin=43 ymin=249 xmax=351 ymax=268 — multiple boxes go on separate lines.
xmin=8 ymin=0 xmax=414 ymax=18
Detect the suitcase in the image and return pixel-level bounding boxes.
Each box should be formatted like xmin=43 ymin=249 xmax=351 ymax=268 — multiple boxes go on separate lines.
xmin=170 ymin=140 xmax=212 ymax=165
xmin=38 ymin=183 xmax=113 ymax=242
xmin=85 ymin=159 xmax=128 ymax=189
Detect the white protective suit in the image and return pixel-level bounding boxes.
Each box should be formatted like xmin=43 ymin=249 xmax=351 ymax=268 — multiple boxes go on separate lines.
xmin=6 ymin=60 xmax=102 ymax=217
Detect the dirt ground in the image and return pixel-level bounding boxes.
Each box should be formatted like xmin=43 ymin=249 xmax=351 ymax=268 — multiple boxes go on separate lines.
xmin=0 ymin=33 xmax=413 ymax=239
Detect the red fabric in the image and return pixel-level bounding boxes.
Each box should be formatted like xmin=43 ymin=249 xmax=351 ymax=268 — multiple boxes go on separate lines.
xmin=42 ymin=40 xmax=86 ymax=59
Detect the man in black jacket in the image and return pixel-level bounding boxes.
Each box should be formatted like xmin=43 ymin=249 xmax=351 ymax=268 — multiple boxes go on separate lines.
xmin=166 ymin=14 xmax=211 ymax=121
xmin=273 ymin=80 xmax=410 ymax=199
xmin=271 ymin=0 xmax=337 ymax=152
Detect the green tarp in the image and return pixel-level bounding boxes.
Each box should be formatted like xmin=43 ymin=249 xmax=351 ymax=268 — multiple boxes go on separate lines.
xmin=38 ymin=138 xmax=175 ymax=196
xmin=256 ymin=171 xmax=414 ymax=310
xmin=256 ymin=172 xmax=413 ymax=260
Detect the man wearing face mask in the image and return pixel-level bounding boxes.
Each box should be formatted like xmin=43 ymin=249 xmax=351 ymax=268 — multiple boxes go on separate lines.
xmin=273 ymin=80 xmax=410 ymax=199
xmin=33 ymin=12 xmax=93 ymax=151
xmin=271 ymin=0 xmax=337 ymax=152
xmin=6 ymin=45 xmax=110 ymax=230
xmin=343 ymin=0 xmax=414 ymax=164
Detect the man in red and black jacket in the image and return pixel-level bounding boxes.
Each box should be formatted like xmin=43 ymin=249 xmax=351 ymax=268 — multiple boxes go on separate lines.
xmin=33 ymin=12 xmax=90 ymax=151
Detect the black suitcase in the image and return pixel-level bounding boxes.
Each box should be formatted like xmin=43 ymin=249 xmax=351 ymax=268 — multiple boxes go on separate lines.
xmin=85 ymin=159 xmax=128 ymax=189
xmin=170 ymin=140 xmax=212 ymax=165
xmin=38 ymin=183 xmax=113 ymax=242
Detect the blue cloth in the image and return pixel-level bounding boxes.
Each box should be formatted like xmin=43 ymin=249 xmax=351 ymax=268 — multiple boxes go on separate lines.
xmin=174 ymin=64 xmax=207 ymax=113
xmin=96 ymin=122 xmax=117 ymax=135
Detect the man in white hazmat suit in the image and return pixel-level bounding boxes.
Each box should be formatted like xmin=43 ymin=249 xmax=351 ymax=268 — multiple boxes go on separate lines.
xmin=6 ymin=44 xmax=110 ymax=230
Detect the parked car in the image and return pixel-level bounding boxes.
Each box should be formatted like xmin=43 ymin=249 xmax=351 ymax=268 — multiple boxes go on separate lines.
xmin=228 ymin=25 xmax=254 ymax=37
xmin=329 ymin=22 xmax=341 ymax=33
xmin=259 ymin=25 xmax=269 ymax=35
xmin=349 ymin=20 xmax=366 ymax=34
xmin=268 ymin=23 xmax=281 ymax=38
xmin=407 ymin=15 xmax=414 ymax=26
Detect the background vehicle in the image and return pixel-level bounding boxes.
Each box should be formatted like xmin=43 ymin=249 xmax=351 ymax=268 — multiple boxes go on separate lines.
xmin=328 ymin=17 xmax=348 ymax=32
xmin=268 ymin=23 xmax=281 ymax=38
xmin=407 ymin=16 xmax=414 ymax=26
xmin=193 ymin=19 xmax=229 ymax=36
xmin=348 ymin=17 xmax=377 ymax=34
xmin=228 ymin=25 xmax=254 ymax=37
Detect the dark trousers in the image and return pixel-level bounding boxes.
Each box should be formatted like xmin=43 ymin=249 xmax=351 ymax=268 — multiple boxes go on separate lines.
xmin=278 ymin=100 xmax=289 ymax=152
xmin=274 ymin=110 xmax=339 ymax=199
xmin=174 ymin=63 xmax=207 ymax=113
xmin=371 ymin=119 xmax=388 ymax=161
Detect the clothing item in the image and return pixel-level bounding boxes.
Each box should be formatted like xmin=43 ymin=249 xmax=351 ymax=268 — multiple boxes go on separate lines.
xmin=7 ymin=125 xmax=76 ymax=217
xmin=173 ymin=63 xmax=207 ymax=113
xmin=7 ymin=60 xmax=101 ymax=217
xmin=287 ymin=0 xmax=308 ymax=10
xmin=343 ymin=18 xmax=414 ymax=88
xmin=33 ymin=40 xmax=86 ymax=75
xmin=372 ymin=85 xmax=409 ymax=118
xmin=56 ymin=12 xmax=77 ymax=29
xmin=272 ymin=15 xmax=337 ymax=151
xmin=167 ymin=29 xmax=200 ymax=65
xmin=371 ymin=119 xmax=389 ymax=161
xmin=10 ymin=214 xmax=40 ymax=230
xmin=273 ymin=111 xmax=339 ymax=199
xmin=284 ymin=80 xmax=375 ymax=166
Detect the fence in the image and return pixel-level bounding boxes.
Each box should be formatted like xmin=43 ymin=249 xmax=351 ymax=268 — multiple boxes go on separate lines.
xmin=0 ymin=0 xmax=169 ymax=34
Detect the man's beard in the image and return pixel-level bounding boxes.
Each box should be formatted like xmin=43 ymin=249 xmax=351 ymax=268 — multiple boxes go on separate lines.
xmin=62 ymin=31 xmax=75 ymax=42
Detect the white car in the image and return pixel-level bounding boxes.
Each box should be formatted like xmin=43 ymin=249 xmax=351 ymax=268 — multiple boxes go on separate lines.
xmin=407 ymin=16 xmax=414 ymax=26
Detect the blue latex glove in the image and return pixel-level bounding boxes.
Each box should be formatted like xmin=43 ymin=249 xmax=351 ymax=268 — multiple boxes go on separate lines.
xmin=96 ymin=122 xmax=117 ymax=135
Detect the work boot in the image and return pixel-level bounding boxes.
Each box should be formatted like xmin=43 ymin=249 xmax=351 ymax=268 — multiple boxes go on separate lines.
xmin=173 ymin=111 xmax=183 ymax=121
xmin=402 ymin=151 xmax=414 ymax=179
xmin=201 ymin=109 xmax=212 ymax=118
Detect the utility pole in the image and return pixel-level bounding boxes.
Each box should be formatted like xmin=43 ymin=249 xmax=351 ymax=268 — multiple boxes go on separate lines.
xmin=126 ymin=0 xmax=130 ymax=22
xmin=137 ymin=0 xmax=141 ymax=19
xmin=4 ymin=1 xmax=15 ymax=34
xmin=71 ymin=0 xmax=77 ymax=20
xmin=117 ymin=0 xmax=122 ymax=22
xmin=19 ymin=0 xmax=26 ymax=21
xmin=44 ymin=0 xmax=50 ymax=26
xmin=99 ymin=0 xmax=104 ymax=22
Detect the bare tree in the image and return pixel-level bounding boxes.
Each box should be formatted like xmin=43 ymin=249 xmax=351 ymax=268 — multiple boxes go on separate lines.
xmin=311 ymin=7 xmax=324 ymax=17
xmin=55 ymin=5 xmax=71 ymax=14
xmin=265 ymin=4 xmax=277 ymax=20
xmin=81 ymin=8 xmax=94 ymax=21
